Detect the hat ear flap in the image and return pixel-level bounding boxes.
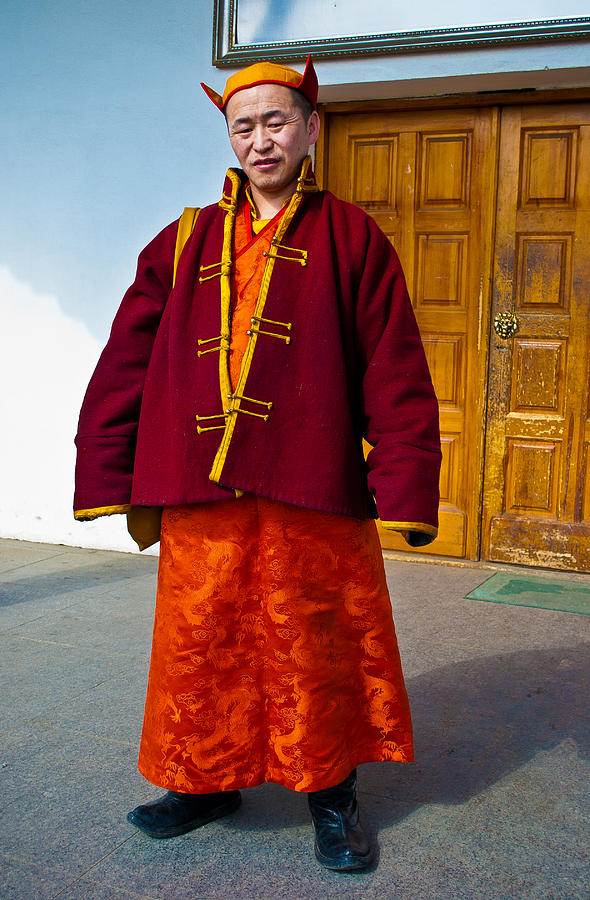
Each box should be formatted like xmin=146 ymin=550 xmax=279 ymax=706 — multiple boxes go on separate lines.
xmin=298 ymin=55 xmax=318 ymax=109
xmin=201 ymin=82 xmax=224 ymax=110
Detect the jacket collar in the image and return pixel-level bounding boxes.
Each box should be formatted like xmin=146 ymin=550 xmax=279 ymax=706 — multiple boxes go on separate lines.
xmin=218 ymin=155 xmax=318 ymax=213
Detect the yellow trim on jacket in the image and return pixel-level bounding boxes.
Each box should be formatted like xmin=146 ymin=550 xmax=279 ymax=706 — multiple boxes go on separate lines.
xmin=208 ymin=156 xmax=317 ymax=485
xmin=217 ymin=170 xmax=241 ymax=414
xmin=74 ymin=504 xmax=132 ymax=521
xmin=173 ymin=207 xmax=200 ymax=288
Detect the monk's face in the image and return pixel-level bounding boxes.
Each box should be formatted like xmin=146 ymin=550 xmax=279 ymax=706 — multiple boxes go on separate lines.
xmin=226 ymin=84 xmax=320 ymax=205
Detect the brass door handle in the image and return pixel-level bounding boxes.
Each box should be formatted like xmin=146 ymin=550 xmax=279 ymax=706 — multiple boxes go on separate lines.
xmin=493 ymin=311 xmax=519 ymax=339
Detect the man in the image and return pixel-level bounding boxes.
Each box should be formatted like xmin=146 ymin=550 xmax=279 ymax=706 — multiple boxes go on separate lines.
xmin=74 ymin=57 xmax=441 ymax=872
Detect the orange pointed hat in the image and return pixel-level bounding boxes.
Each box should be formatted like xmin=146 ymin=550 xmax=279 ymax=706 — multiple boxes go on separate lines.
xmin=202 ymin=56 xmax=318 ymax=112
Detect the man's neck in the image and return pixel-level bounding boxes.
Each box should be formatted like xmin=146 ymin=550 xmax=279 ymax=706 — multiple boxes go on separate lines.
xmin=249 ymin=182 xmax=296 ymax=220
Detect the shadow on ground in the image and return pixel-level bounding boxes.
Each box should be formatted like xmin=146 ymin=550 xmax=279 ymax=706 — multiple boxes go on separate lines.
xmin=0 ymin=557 xmax=157 ymax=607
xmin=230 ymin=643 xmax=589 ymax=834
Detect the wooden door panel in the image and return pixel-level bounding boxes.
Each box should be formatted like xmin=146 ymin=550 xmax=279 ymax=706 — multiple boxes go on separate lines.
xmin=418 ymin=132 xmax=472 ymax=208
xmin=516 ymin=235 xmax=572 ymax=309
xmin=415 ymin=235 xmax=469 ymax=307
xmin=483 ymin=104 xmax=590 ymax=571
xmin=349 ymin=136 xmax=398 ymax=209
xmin=324 ymin=108 xmax=498 ymax=559
xmin=504 ymin=440 xmax=561 ymax=516
xmin=422 ymin=336 xmax=465 ymax=407
xmin=519 ymin=129 xmax=578 ymax=207
xmin=510 ymin=339 xmax=566 ymax=415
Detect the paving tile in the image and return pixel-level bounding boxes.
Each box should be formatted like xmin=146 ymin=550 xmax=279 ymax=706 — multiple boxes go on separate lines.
xmin=399 ymin=645 xmax=589 ymax=804
xmin=0 ymin=548 xmax=156 ymax=615
xmin=0 ymin=540 xmax=66 ymax=575
xmin=0 ymin=853 xmax=70 ymax=900
xmin=42 ymin=662 xmax=151 ymax=744
xmin=0 ymin=728 xmax=147 ymax=879
xmin=365 ymin=745 xmax=590 ymax=899
xmin=0 ymin=545 xmax=155 ymax=590
xmin=4 ymin=592 xmax=156 ymax=658
xmin=0 ymin=632 xmax=138 ymax=724
xmin=0 ymin=543 xmax=144 ymax=580
xmin=391 ymin=595 xmax=590 ymax=660
xmin=83 ymin=809 xmax=374 ymax=900
xmin=0 ymin=720 xmax=143 ymax=807
xmin=51 ymin=875 xmax=158 ymax=899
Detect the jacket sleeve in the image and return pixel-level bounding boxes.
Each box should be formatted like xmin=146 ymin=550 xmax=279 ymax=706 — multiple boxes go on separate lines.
xmin=354 ymin=215 xmax=441 ymax=546
xmin=73 ymin=219 xmax=178 ymax=520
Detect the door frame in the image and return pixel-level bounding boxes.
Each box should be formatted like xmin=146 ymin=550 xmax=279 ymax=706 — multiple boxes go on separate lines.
xmin=315 ymin=87 xmax=590 ymax=188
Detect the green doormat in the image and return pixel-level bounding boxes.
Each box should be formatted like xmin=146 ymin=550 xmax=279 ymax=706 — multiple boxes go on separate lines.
xmin=466 ymin=572 xmax=590 ymax=615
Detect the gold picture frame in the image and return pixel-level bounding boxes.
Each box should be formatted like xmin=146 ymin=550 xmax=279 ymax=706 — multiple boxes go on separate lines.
xmin=212 ymin=0 xmax=590 ymax=66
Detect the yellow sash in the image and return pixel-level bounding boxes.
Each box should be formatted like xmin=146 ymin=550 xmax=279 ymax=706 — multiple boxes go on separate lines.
xmin=128 ymin=207 xmax=201 ymax=550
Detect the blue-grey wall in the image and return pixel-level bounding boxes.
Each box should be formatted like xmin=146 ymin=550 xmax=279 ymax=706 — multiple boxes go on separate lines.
xmin=1 ymin=0 xmax=234 ymax=341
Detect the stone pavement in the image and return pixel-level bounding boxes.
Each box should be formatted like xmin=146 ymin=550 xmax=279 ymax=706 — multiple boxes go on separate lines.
xmin=0 ymin=537 xmax=589 ymax=900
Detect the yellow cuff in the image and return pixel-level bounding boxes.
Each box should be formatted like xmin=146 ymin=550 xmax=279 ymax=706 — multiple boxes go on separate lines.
xmin=74 ymin=504 xmax=132 ymax=521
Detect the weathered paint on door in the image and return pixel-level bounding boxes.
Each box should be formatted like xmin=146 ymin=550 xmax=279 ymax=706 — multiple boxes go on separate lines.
xmin=482 ymin=104 xmax=590 ymax=572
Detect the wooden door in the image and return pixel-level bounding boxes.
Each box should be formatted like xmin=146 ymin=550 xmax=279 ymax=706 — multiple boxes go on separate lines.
xmin=323 ymin=107 xmax=498 ymax=559
xmin=482 ymin=104 xmax=590 ymax=571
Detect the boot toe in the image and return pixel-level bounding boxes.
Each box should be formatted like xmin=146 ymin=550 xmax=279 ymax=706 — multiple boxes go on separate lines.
xmin=313 ymin=821 xmax=374 ymax=871
xmin=127 ymin=790 xmax=241 ymax=839
xmin=314 ymin=841 xmax=374 ymax=871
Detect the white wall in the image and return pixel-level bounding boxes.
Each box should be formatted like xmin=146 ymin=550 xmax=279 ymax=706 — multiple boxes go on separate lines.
xmin=1 ymin=1 xmax=588 ymax=553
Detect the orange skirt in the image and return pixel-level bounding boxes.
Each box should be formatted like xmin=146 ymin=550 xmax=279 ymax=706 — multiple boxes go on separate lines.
xmin=138 ymin=495 xmax=413 ymax=793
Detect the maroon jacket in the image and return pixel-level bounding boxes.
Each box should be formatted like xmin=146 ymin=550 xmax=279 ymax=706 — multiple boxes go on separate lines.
xmin=74 ymin=161 xmax=441 ymax=542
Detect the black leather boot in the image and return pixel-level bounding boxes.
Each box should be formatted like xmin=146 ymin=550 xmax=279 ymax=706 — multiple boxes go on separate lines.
xmin=127 ymin=789 xmax=241 ymax=838
xmin=308 ymin=770 xmax=373 ymax=871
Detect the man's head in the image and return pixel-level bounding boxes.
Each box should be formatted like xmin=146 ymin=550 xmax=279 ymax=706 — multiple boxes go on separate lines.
xmin=225 ymin=83 xmax=319 ymax=207
xmin=202 ymin=58 xmax=320 ymax=211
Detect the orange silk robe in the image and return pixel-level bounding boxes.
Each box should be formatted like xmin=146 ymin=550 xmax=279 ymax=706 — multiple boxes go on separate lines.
xmin=137 ymin=191 xmax=413 ymax=794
